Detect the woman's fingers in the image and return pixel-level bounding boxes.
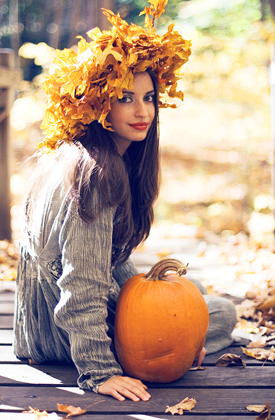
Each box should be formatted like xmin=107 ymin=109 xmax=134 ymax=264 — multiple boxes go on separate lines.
xmin=97 ymin=375 xmax=151 ymax=402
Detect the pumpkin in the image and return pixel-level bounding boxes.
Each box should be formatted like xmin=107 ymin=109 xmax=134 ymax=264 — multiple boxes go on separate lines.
xmin=114 ymin=258 xmax=209 ymax=383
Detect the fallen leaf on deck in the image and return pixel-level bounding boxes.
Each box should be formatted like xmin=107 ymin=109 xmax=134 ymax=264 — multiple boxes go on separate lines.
xmin=23 ymin=407 xmax=49 ymax=418
xmin=165 ymin=397 xmax=197 ymax=415
xmin=215 ymin=353 xmax=246 ymax=367
xmin=189 ymin=366 xmax=206 ymax=371
xmin=57 ymin=404 xmax=86 ymax=418
xmin=247 ymin=335 xmax=275 ymax=348
xmin=256 ymin=401 xmax=271 ymax=420
xmin=259 ymin=327 xmax=275 ymax=336
xmin=242 ymin=346 xmax=275 ymax=362
xmin=257 ymin=296 xmax=275 ymax=312
xmin=236 ymin=299 xmax=257 ymax=319
xmin=247 ymin=337 xmax=269 ymax=348
xmin=23 ymin=407 xmax=61 ymax=419
xmin=246 ymin=405 xmax=266 ymax=413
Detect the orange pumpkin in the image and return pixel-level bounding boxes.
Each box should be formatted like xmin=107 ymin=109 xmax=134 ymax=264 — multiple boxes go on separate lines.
xmin=114 ymin=258 xmax=209 ymax=383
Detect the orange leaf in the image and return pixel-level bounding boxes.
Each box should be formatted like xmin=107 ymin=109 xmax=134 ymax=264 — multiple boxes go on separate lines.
xmin=242 ymin=346 xmax=275 ymax=362
xmin=23 ymin=407 xmax=48 ymax=418
xmin=57 ymin=404 xmax=86 ymax=418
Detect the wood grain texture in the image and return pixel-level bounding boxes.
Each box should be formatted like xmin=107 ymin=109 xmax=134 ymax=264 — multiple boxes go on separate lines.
xmin=0 ymin=386 xmax=274 ymax=414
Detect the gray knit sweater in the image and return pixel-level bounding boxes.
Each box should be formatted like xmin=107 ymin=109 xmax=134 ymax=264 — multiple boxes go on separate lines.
xmin=14 ymin=179 xmax=138 ymax=392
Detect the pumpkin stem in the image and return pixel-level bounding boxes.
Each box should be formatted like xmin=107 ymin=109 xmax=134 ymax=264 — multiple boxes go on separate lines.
xmin=145 ymin=258 xmax=188 ymax=280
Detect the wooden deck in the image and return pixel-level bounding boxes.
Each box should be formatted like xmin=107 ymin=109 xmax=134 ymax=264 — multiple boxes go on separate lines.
xmin=0 ymin=287 xmax=274 ymax=419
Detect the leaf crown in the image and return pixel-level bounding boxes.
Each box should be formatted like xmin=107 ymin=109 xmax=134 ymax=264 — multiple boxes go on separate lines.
xmin=39 ymin=0 xmax=192 ymax=150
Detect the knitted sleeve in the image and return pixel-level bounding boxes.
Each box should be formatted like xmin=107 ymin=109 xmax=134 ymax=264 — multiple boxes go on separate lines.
xmin=54 ymin=192 xmax=123 ymax=392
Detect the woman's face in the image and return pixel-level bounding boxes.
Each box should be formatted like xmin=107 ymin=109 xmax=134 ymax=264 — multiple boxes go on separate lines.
xmin=108 ymin=72 xmax=155 ymax=156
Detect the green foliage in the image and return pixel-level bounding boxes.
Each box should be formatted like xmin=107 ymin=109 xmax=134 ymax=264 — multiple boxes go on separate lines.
xmin=115 ymin=0 xmax=190 ymax=26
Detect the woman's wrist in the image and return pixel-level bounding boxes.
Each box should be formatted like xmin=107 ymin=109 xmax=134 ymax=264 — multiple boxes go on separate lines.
xmin=92 ymin=375 xmax=117 ymax=393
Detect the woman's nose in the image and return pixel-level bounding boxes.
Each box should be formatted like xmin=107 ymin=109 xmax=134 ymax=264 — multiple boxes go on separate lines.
xmin=134 ymin=100 xmax=148 ymax=118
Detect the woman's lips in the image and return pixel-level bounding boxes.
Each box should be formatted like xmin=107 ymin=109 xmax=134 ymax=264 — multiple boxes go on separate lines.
xmin=129 ymin=123 xmax=148 ymax=130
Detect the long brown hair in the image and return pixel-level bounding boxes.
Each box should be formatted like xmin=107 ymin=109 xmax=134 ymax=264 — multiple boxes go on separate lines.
xmin=25 ymin=70 xmax=160 ymax=263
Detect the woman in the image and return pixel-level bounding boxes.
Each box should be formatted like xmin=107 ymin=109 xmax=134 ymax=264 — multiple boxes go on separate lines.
xmin=14 ymin=0 xmax=236 ymax=402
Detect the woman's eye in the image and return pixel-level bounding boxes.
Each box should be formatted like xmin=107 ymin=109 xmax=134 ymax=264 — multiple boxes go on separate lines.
xmin=145 ymin=94 xmax=154 ymax=102
xmin=118 ymin=96 xmax=132 ymax=103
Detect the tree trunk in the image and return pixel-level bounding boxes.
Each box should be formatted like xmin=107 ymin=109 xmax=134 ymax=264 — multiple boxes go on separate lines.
xmin=0 ymin=51 xmax=14 ymax=240
xmin=269 ymin=0 xmax=275 ymax=18
xmin=9 ymin=0 xmax=20 ymax=67
xmin=49 ymin=0 xmax=64 ymax=49
xmin=87 ymin=0 xmax=114 ymax=31
xmin=271 ymin=45 xmax=275 ymax=236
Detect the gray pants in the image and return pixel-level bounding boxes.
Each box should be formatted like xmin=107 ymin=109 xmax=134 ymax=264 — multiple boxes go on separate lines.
xmin=190 ymin=279 xmax=237 ymax=354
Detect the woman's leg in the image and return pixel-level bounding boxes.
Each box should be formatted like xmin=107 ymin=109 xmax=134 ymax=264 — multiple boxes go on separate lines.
xmin=203 ymin=295 xmax=237 ymax=354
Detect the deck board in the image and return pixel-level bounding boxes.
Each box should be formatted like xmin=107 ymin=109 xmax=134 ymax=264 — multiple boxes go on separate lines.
xmin=0 ymin=315 xmax=13 ymax=329
xmin=0 ymin=364 xmax=274 ymax=388
xmin=0 ymin=302 xmax=14 ymax=314
xmin=0 ymin=386 xmax=274 ymax=414
xmin=0 ymin=415 xmax=263 ymax=420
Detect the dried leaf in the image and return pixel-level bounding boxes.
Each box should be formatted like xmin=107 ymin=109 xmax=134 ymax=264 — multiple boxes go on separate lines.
xmin=236 ymin=299 xmax=257 ymax=319
xmin=22 ymin=407 xmax=61 ymax=419
xmin=256 ymin=401 xmax=272 ymax=420
xmin=57 ymin=404 xmax=86 ymax=418
xmin=165 ymin=397 xmax=197 ymax=415
xmin=260 ymin=327 xmax=275 ymax=336
xmin=189 ymin=366 xmax=206 ymax=371
xmin=23 ymin=407 xmax=49 ymax=418
xmin=246 ymin=405 xmax=266 ymax=413
xmin=215 ymin=353 xmax=246 ymax=367
xmin=257 ymin=296 xmax=275 ymax=312
xmin=247 ymin=337 xmax=269 ymax=348
xmin=242 ymin=346 xmax=275 ymax=362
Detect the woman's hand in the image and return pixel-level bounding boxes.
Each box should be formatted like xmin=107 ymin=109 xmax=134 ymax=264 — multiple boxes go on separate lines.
xmin=193 ymin=346 xmax=206 ymax=367
xmin=97 ymin=375 xmax=151 ymax=402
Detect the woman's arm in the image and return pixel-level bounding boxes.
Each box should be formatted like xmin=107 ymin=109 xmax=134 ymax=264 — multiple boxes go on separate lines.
xmin=112 ymin=258 xmax=139 ymax=288
xmin=54 ymin=195 xmax=123 ymax=392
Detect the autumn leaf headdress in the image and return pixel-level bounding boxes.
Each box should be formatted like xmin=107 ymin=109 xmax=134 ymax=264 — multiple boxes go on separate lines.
xmin=39 ymin=0 xmax=192 ymax=150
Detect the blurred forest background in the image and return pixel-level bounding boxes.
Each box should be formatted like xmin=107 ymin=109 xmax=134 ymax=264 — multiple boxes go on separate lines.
xmin=1 ymin=0 xmax=275 ymax=244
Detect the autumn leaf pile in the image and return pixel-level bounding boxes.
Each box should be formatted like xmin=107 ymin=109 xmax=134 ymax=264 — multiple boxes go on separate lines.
xmin=232 ymin=238 xmax=275 ymax=356
xmin=39 ymin=0 xmax=191 ymax=150
xmin=199 ymin=233 xmax=275 ymax=361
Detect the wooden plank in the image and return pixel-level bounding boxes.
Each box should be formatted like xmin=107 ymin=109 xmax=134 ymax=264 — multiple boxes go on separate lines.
xmin=0 ymin=364 xmax=273 ymax=387
xmin=0 ymin=414 xmax=261 ymax=420
xmin=0 ymin=291 xmax=15 ymax=302
xmin=0 ymin=329 xmax=13 ymax=344
xmin=0 ymin=301 xmax=14 ymax=314
xmin=0 ymin=387 xmax=274 ymax=414
xmin=0 ymin=345 xmax=22 ymax=362
xmin=0 ymin=363 xmax=78 ymax=385
xmin=0 ymin=315 xmax=13 ymax=329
